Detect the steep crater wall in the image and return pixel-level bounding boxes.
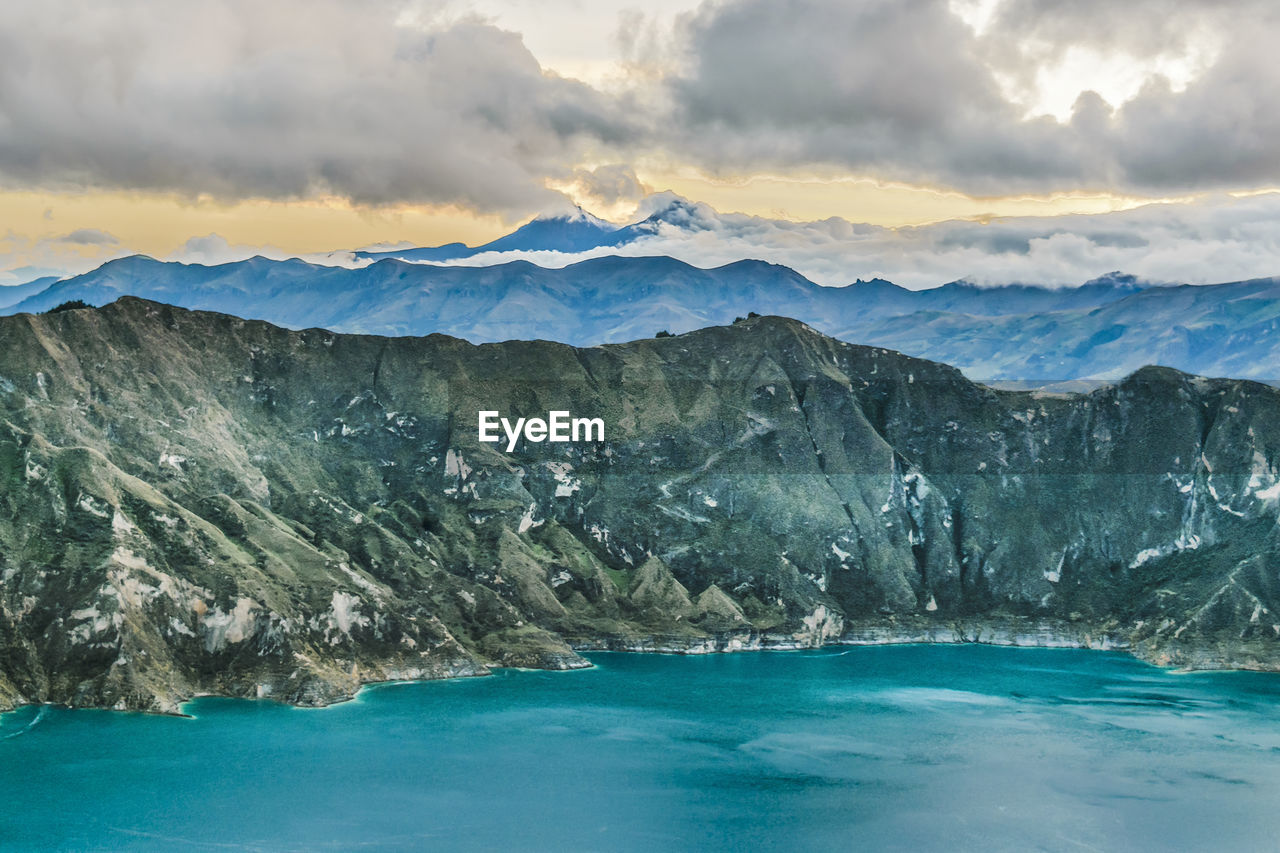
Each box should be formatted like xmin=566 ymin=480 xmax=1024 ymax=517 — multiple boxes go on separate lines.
xmin=2 ymin=299 xmax=1279 ymax=711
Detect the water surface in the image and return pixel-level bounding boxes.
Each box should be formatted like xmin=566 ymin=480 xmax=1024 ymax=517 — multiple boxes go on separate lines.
xmin=3 ymin=646 xmax=1279 ymax=851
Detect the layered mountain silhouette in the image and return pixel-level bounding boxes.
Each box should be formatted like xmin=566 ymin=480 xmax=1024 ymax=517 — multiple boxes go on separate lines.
xmin=355 ymin=206 xmax=625 ymax=261
xmin=352 ymin=197 xmax=713 ymax=262
xmin=6 ymin=252 xmax=1280 ymax=383
xmin=0 ymin=276 xmax=61 ymax=311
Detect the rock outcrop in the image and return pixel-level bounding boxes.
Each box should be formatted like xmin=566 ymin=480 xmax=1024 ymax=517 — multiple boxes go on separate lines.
xmin=1 ymin=299 xmax=1279 ymax=711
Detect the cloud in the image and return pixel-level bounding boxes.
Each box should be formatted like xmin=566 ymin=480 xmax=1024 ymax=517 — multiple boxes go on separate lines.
xmin=169 ymin=233 xmax=373 ymax=270
xmin=172 ymin=234 xmax=272 ymax=267
xmin=430 ymin=191 xmax=1280 ymax=290
xmin=981 ymin=0 xmax=1238 ymax=64
xmin=2 ymin=0 xmax=1278 ymax=212
xmin=10 ymin=190 xmax=1280 ymax=292
xmin=0 ymin=228 xmax=127 ymax=284
xmin=0 ymin=0 xmax=637 ymax=216
xmin=670 ymin=0 xmax=1045 ymax=185
xmin=570 ymin=164 xmax=649 ymax=206
xmin=56 ymin=228 xmax=119 ymax=246
xmin=663 ymin=0 xmax=1280 ymax=195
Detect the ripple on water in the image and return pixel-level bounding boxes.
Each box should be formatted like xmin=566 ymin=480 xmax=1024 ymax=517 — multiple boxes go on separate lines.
xmin=2 ymin=647 xmax=1279 ymax=852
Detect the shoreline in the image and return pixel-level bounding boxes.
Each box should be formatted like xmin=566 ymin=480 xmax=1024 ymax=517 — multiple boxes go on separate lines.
xmin=5 ymin=616 xmax=1279 ymax=719
xmin=568 ymin=617 xmax=1131 ymax=657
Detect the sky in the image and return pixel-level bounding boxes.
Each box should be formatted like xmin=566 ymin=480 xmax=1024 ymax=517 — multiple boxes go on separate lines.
xmin=2 ymin=0 xmax=1279 ymax=288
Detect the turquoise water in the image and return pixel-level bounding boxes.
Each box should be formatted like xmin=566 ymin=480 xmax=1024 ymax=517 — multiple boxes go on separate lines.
xmin=2 ymin=646 xmax=1279 ymax=852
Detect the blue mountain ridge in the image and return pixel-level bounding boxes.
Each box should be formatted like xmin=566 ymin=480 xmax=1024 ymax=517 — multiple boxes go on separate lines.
xmin=8 ymin=251 xmax=1280 ymax=383
xmin=0 ymin=276 xmax=62 ymax=311
xmin=355 ymin=206 xmax=626 ymax=261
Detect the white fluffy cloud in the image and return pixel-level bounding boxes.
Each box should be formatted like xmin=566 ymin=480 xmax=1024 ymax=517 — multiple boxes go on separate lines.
xmin=169 ymin=234 xmax=373 ymax=269
xmin=435 ymin=192 xmax=1280 ymax=289
xmin=0 ymin=229 xmax=128 ymax=285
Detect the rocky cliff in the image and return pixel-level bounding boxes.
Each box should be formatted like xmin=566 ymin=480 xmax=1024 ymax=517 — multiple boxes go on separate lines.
xmin=2 ymin=299 xmax=1278 ymax=712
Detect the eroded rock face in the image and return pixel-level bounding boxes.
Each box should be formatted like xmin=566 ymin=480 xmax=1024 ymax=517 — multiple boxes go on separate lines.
xmin=2 ymin=299 xmax=1279 ymax=711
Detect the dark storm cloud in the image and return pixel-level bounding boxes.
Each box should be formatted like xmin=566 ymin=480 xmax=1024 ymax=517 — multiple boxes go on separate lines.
xmin=983 ymin=0 xmax=1280 ymax=191
xmin=665 ymin=0 xmax=1087 ymax=191
xmin=982 ymin=0 xmax=1242 ymax=61
xmin=665 ymin=0 xmax=1280 ymax=194
xmin=1107 ymin=18 xmax=1280 ymax=189
xmin=0 ymin=0 xmax=1277 ymax=211
xmin=0 ymin=0 xmax=638 ymax=215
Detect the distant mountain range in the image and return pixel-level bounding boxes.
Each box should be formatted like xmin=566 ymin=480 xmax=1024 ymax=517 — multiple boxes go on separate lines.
xmin=6 ymin=251 xmax=1280 ymax=383
xmin=353 ymin=199 xmax=707 ymax=262
xmin=0 ymin=275 xmax=61 ymax=311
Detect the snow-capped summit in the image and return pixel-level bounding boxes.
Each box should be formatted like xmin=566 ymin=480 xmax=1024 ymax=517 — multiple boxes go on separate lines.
xmin=354 ymin=194 xmax=714 ymax=263
xmin=624 ymin=193 xmax=721 ymax=237
xmin=354 ymin=204 xmax=624 ymax=263
xmin=475 ymin=205 xmax=621 ymax=255
xmin=542 ymin=204 xmax=614 ymax=228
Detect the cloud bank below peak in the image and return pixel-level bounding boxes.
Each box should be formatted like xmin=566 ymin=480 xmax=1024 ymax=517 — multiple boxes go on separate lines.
xmin=16 ymin=190 xmax=1279 ymax=292
xmin=411 ymin=191 xmax=1280 ymax=290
